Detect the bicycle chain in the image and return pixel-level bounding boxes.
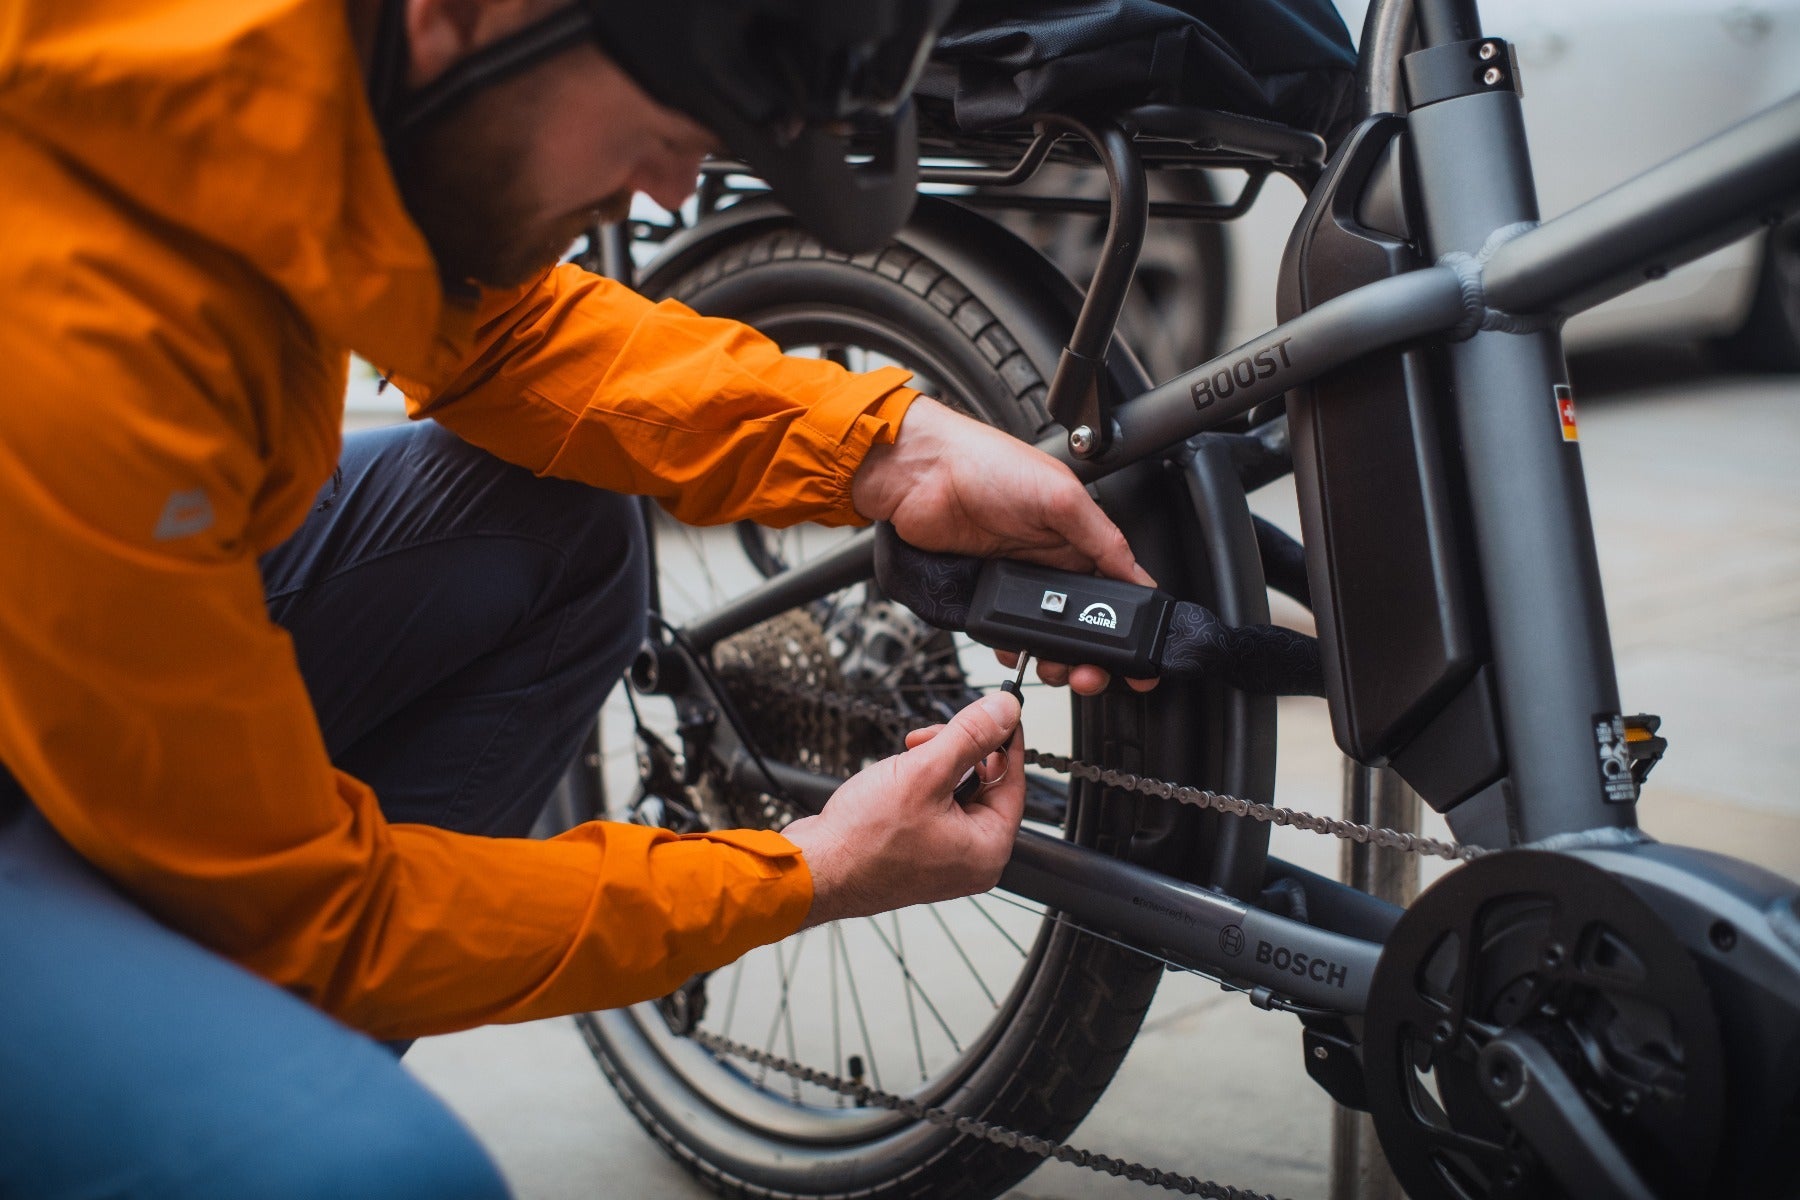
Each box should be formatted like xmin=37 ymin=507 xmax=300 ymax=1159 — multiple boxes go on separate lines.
xmin=688 ymin=1027 xmax=1289 ymax=1200
xmin=758 ymin=676 xmax=1484 ymax=862
xmin=671 ymin=643 xmax=1480 ymax=1198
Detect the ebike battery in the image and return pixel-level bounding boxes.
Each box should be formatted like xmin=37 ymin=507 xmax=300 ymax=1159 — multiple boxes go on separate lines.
xmin=1276 ymin=116 xmax=1504 ymax=808
xmin=872 ymin=524 xmax=1324 ymax=697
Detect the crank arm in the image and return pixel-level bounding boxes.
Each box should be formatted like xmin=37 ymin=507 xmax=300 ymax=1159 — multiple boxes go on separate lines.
xmin=1478 ymin=1029 xmax=1656 ymax=1200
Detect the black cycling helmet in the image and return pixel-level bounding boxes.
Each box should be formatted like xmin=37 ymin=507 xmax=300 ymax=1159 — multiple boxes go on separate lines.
xmin=378 ymin=0 xmax=958 ymax=254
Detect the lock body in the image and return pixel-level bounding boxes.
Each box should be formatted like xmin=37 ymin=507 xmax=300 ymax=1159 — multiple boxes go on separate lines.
xmin=965 ymin=560 xmax=1173 ymax=679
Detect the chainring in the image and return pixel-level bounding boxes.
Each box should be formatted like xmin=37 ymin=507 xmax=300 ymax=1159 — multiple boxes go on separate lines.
xmin=1364 ymin=850 xmax=1726 ymax=1200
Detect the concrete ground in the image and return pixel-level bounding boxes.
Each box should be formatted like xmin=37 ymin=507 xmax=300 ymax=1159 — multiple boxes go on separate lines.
xmin=400 ymin=350 xmax=1800 ymax=1200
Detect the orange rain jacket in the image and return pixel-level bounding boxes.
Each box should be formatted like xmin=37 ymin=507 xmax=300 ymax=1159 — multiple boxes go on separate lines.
xmin=0 ymin=0 xmax=917 ymax=1039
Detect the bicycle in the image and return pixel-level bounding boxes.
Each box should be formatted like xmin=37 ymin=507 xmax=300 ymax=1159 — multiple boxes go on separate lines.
xmin=545 ymin=1 xmax=1800 ymax=1196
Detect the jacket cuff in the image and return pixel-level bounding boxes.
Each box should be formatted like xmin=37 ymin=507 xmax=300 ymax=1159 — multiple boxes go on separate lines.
xmin=802 ymin=376 xmax=919 ymax=527
xmin=677 ymin=826 xmax=814 ymax=943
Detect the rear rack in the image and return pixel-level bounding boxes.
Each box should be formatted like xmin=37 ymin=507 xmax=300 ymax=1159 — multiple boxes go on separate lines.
xmin=916 ymin=103 xmax=1327 ymax=178
xmin=683 ymin=101 xmax=1329 ymax=461
xmin=697 ymin=103 xmax=1326 ymax=223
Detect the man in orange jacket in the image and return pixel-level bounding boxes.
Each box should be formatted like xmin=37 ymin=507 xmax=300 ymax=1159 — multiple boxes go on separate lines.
xmin=0 ymin=1 xmax=1156 ymax=1194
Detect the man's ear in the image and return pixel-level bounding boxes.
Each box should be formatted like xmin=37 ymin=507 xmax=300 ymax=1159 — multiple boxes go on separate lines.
xmin=406 ymin=0 xmax=551 ymax=87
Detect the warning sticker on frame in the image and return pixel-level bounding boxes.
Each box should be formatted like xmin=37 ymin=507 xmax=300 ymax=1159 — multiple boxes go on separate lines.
xmin=1555 ymin=384 xmax=1579 ymax=442
xmin=1593 ymin=714 xmax=1639 ymax=804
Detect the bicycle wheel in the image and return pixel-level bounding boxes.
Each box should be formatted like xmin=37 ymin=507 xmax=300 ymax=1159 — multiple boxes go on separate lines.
xmin=581 ymin=220 xmax=1248 ymax=1200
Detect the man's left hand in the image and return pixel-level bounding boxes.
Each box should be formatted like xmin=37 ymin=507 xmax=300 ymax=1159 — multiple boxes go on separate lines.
xmin=851 ymin=396 xmax=1158 ymax=696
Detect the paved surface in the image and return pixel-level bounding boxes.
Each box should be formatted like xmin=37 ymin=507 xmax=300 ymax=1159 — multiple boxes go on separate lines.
xmin=401 ymin=351 xmax=1800 ymax=1200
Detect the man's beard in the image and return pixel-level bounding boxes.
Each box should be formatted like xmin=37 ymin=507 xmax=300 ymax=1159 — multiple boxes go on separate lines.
xmin=390 ymin=90 xmax=627 ymax=291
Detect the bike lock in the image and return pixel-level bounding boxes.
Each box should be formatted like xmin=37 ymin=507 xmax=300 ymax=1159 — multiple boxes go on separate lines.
xmin=872 ymin=523 xmax=1324 ymax=696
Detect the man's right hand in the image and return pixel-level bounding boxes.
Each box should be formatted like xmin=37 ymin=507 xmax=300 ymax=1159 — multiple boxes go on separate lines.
xmin=780 ymin=691 xmax=1025 ymax=928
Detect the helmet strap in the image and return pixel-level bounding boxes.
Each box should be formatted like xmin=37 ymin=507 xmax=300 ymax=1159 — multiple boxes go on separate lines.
xmin=366 ymin=0 xmax=414 ymax=147
xmin=387 ymin=5 xmax=594 ymax=140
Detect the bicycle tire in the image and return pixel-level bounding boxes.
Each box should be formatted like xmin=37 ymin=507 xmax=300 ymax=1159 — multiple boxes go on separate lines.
xmin=580 ymin=220 xmax=1245 ymax=1200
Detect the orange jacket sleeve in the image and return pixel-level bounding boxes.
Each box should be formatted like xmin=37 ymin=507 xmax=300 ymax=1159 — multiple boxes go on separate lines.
xmin=390 ymin=263 xmax=918 ymax=528
xmin=0 ymin=124 xmax=812 ymax=1040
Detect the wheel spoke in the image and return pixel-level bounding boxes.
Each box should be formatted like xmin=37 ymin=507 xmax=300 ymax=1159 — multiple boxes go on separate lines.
xmin=678 ymin=526 xmax=727 ymax=614
xmin=968 ymin=894 xmax=1032 ymax=958
xmin=779 ymin=935 xmax=807 ymax=1102
xmin=656 ymin=558 xmax=706 ymax=619
xmin=832 ymin=921 xmax=884 ymax=1092
xmin=890 ymin=913 xmax=931 ymax=1082
xmin=758 ymin=932 xmax=810 ymax=1099
xmin=721 ymin=958 xmax=745 ymax=1039
xmin=830 ymin=922 xmax=844 ymax=1105
xmin=929 ymin=902 xmax=999 ymax=1008
xmin=866 ymin=913 xmax=965 ymax=1076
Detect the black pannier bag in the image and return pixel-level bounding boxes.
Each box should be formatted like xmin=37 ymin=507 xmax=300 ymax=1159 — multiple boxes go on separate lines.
xmin=916 ymin=0 xmax=1358 ymax=143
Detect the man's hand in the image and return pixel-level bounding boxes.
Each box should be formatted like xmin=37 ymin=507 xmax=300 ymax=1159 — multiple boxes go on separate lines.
xmin=781 ymin=690 xmax=1025 ymax=928
xmin=852 ymin=396 xmax=1157 ymax=694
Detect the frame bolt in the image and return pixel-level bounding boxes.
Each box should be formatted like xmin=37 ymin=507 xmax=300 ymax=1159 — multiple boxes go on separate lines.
xmin=1541 ymin=942 xmax=1565 ymax=970
xmin=1482 ymin=66 xmax=1504 ymax=86
xmin=1479 ymin=41 xmax=1499 ymax=61
xmin=1068 ymin=425 xmax=1098 ymax=456
xmin=1312 ymin=1045 xmax=1329 ymax=1061
xmin=628 ymin=640 xmax=661 ymax=691
xmin=1431 ymin=1019 xmax=1456 ymax=1047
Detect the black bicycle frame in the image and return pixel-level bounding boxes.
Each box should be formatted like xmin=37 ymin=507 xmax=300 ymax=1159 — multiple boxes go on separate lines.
xmin=652 ymin=0 xmax=1800 ymax=1019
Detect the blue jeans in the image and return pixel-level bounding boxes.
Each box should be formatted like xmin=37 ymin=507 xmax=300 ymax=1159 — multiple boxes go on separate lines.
xmin=0 ymin=421 xmax=648 ymax=1199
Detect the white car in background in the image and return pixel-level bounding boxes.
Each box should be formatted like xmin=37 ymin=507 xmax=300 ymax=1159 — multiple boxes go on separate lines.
xmin=1216 ymin=0 xmax=1800 ymax=366
xmin=1502 ymin=0 xmax=1800 ymax=363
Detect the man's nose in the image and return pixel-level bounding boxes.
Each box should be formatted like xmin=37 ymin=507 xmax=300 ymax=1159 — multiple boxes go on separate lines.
xmin=635 ymin=154 xmax=705 ymax=215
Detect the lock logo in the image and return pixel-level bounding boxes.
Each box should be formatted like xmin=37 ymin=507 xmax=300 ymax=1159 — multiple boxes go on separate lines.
xmin=1078 ymin=602 xmax=1118 ymax=630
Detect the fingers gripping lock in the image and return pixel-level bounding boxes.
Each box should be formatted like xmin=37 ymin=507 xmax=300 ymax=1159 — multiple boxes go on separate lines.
xmin=874 ymin=524 xmax=1324 ymax=697
xmin=952 ymin=654 xmax=1028 ymax=804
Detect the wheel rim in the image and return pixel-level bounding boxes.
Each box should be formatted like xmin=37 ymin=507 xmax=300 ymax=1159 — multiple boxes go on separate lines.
xmin=602 ymin=307 xmax=1078 ymax=1148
